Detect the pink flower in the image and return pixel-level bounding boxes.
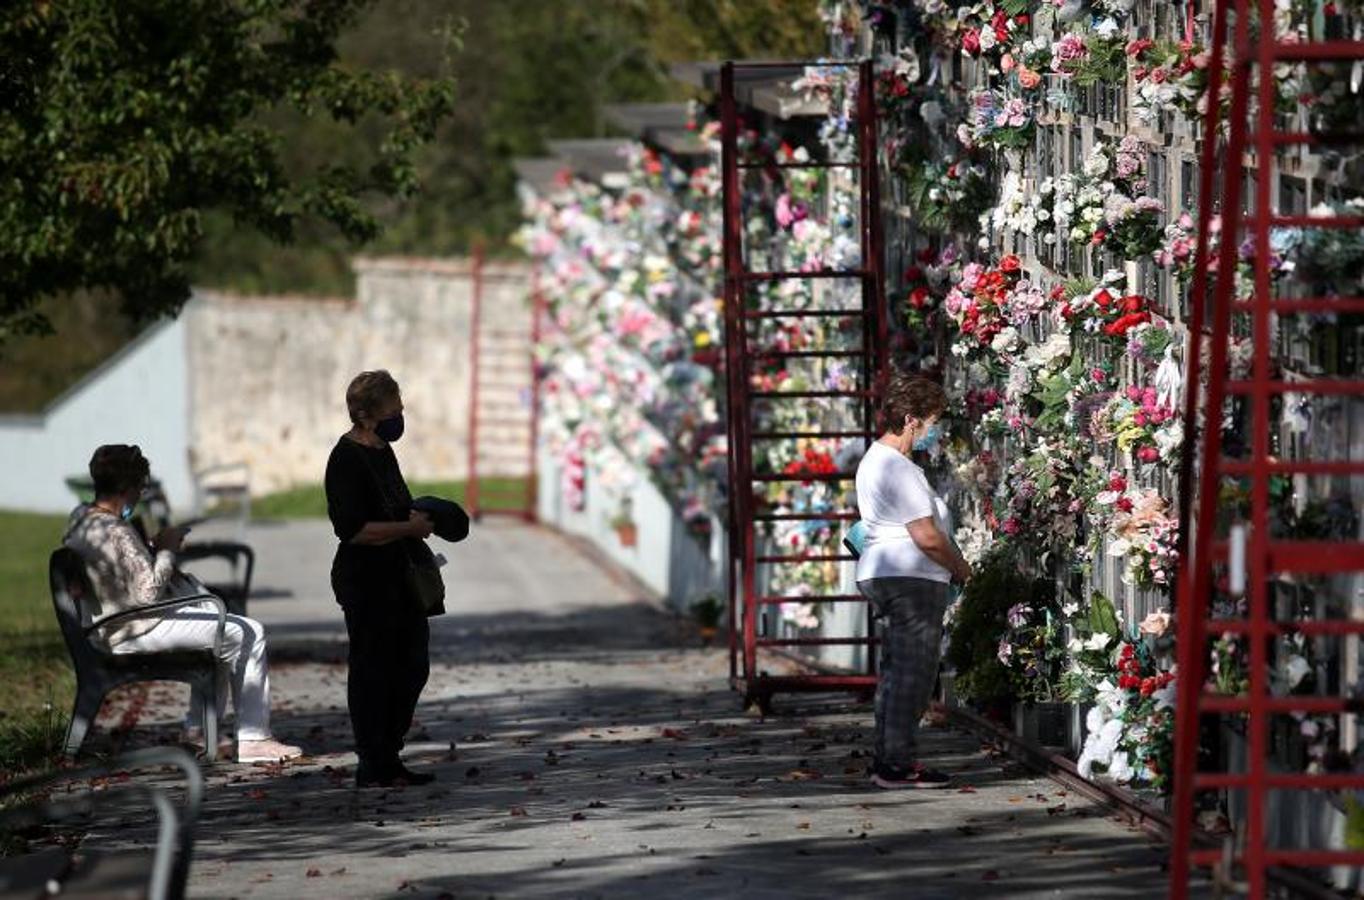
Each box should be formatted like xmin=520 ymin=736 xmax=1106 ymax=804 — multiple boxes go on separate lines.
xmin=1017 ymin=66 xmax=1042 ymax=89
xmin=1138 ymin=446 xmax=1160 ymax=463
xmin=1001 ymin=53 xmax=1016 ymax=73
xmin=962 ymin=28 xmax=981 ymax=56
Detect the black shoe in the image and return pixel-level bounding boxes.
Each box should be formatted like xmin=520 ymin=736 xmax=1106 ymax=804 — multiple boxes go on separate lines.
xmin=355 ymin=760 xmax=401 ymax=788
xmin=871 ymin=763 xmax=952 ymax=790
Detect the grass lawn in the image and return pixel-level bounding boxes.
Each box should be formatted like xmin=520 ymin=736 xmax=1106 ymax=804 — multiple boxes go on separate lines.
xmin=254 ymin=476 xmax=531 ymax=519
xmin=0 ymin=510 xmax=76 ymax=775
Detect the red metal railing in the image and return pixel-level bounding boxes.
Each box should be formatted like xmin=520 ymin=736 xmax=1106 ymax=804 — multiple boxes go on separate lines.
xmin=720 ymin=59 xmax=889 ymax=709
xmin=1169 ymin=3 xmax=1364 ymax=894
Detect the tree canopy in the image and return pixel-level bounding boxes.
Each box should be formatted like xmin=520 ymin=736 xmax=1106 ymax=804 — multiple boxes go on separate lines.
xmin=0 ymin=0 xmax=458 ymax=340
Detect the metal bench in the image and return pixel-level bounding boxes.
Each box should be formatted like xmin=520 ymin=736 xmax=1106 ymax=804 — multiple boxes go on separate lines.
xmin=50 ymin=548 xmax=224 ymax=762
xmin=0 ymin=747 xmax=203 ymax=900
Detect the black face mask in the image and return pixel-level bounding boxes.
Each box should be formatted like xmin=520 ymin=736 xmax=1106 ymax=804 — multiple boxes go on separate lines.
xmin=375 ymin=413 xmax=405 ymax=443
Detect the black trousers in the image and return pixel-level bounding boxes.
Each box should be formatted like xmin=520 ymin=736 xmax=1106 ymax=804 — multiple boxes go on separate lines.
xmin=342 ymin=598 xmax=430 ymax=768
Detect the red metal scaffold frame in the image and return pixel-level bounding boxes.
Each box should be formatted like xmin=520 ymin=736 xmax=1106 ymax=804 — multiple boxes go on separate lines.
xmin=1169 ymin=2 xmax=1364 ymax=894
xmin=720 ymin=60 xmax=889 ymax=710
xmin=466 ymin=245 xmax=541 ymax=523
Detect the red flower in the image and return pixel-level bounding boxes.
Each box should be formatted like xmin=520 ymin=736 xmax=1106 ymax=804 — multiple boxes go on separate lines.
xmin=1133 ymin=66 xmax=1149 ymax=81
xmin=909 ymin=287 xmax=930 ymax=309
xmin=1093 ymin=288 xmax=1114 ymax=309
xmin=1049 ymin=284 xmax=1067 ymax=300
xmin=1014 ymin=14 xmax=1030 ymax=27
xmin=1119 ymin=674 xmax=1141 ymax=690
xmin=1125 ymin=38 xmax=1155 ymax=57
xmin=1140 ymin=677 xmax=1158 ymax=696
xmin=1116 ymin=497 xmax=1135 ymax=513
xmin=1091 ymin=228 xmax=1107 ymax=246
xmin=999 ymin=254 xmax=1022 ymax=274
xmin=905 ymin=265 xmax=924 ymax=282
xmin=1108 ymin=474 xmax=1127 ymax=492
xmin=961 ymin=28 xmax=981 ymax=55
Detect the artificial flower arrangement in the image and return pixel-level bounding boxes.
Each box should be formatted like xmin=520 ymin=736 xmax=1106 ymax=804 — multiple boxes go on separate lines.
xmin=1077 ymin=625 xmax=1176 ymax=790
xmin=1091 ymin=385 xmax=1183 ymax=467
xmin=991 ymin=169 xmax=1057 ymax=241
xmin=1090 ymin=483 xmax=1180 ymax=589
xmin=1052 ymin=137 xmax=1163 ymax=258
xmin=960 ymin=87 xmax=1037 ymax=152
xmin=958 ymin=0 xmax=1038 ymax=74
xmin=995 ymin=599 xmax=1070 ymax=703
xmin=1058 ymin=274 xmax=1159 ymax=347
xmin=1049 ymin=25 xmax=1127 ymax=88
xmin=1126 ymin=37 xmax=1211 ymax=123
xmin=901 ymin=244 xmax=962 ymax=333
xmin=898 ymin=145 xmax=994 ymax=234
xmin=944 ymin=253 xmax=1039 ymax=359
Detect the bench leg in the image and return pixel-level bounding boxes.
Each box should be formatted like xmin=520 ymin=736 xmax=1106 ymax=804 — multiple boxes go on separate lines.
xmin=63 ymin=684 xmax=104 ymax=760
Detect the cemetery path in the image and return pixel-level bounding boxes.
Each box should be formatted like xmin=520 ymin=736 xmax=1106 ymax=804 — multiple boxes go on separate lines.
xmin=83 ymin=518 xmax=1183 ymax=899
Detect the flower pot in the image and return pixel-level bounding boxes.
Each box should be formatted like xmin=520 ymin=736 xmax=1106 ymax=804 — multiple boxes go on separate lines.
xmin=614 ymin=523 xmax=637 ymax=547
xmin=1013 ymin=701 xmax=1070 ymax=749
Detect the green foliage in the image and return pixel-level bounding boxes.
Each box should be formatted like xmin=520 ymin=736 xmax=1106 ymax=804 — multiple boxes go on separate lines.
xmin=1071 ymin=34 xmax=1127 ymax=88
xmin=191 ymin=0 xmax=823 ymax=295
xmin=253 ymin=476 xmax=528 ymax=519
xmin=947 ymin=548 xmax=1051 ymax=707
xmin=0 ymin=0 xmax=459 ymax=342
xmin=0 ymin=510 xmax=75 ymax=780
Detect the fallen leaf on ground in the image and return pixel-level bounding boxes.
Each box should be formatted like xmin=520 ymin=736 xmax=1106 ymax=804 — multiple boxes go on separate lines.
xmin=957 ymin=785 xmax=977 ymax=793
xmin=510 ymin=806 xmax=528 ymax=817
xmin=796 ymin=822 xmax=811 ymax=830
xmin=306 ymin=868 xmax=321 ymax=878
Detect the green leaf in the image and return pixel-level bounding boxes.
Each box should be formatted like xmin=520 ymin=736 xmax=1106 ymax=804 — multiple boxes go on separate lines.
xmin=1088 ymin=592 xmax=1120 ymax=638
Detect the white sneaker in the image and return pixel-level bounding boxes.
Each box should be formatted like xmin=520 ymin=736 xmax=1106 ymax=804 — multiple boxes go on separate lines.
xmin=237 ymin=738 xmax=304 ymax=764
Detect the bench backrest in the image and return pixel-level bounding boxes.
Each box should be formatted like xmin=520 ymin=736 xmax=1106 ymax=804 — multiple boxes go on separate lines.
xmin=49 ymin=547 xmax=102 ymax=669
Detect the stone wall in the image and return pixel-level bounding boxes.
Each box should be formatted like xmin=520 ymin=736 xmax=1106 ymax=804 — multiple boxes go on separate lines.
xmin=188 ymin=257 xmax=533 ymax=495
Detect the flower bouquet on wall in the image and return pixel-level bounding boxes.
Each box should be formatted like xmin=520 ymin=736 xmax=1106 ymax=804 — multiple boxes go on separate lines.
xmin=1126 ymin=38 xmax=1211 ymax=124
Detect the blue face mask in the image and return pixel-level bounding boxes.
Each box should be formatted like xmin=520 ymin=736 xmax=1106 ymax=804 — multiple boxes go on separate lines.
xmin=375 ymin=413 xmax=405 ymax=443
xmin=120 ymin=504 xmax=135 ymax=521
xmin=912 ymin=423 xmax=942 ymax=452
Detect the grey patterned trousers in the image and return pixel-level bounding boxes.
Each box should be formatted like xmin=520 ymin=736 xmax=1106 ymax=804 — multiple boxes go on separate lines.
xmin=857 ymin=576 xmax=951 ymax=768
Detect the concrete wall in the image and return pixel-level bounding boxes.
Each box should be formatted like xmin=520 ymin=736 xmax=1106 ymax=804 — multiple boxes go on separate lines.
xmin=0 ymin=319 xmax=193 ymax=513
xmin=0 ymin=257 xmax=533 ymax=513
xmin=187 ymin=257 xmax=534 ymax=495
xmin=535 ymin=440 xmax=725 ymax=610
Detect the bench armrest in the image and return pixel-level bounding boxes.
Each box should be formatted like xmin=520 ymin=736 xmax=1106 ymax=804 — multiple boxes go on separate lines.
xmin=86 ymin=593 xmax=227 ymax=658
xmin=0 ymin=747 xmax=202 ymax=900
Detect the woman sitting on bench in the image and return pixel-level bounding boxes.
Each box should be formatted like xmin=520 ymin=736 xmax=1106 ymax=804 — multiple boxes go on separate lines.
xmin=63 ymin=444 xmax=303 ymax=764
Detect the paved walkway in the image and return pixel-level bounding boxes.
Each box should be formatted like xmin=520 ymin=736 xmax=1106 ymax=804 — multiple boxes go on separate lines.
xmin=82 ymin=518 xmax=1182 ymax=899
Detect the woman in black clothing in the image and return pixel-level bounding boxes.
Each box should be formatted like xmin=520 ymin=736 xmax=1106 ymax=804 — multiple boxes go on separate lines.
xmin=325 ymin=369 xmax=436 ymax=787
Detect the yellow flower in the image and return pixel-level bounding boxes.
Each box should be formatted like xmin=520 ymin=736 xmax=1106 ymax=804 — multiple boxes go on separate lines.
xmin=694 ymin=332 xmax=712 ymax=348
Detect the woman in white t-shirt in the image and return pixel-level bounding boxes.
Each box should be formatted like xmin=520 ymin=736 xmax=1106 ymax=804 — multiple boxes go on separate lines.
xmin=855 ymin=373 xmax=971 ymax=789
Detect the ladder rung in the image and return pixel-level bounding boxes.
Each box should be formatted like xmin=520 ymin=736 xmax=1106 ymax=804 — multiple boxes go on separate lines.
xmin=1274 ymin=131 xmax=1364 ymax=146
xmin=752 ymin=511 xmax=858 ymax=521
xmin=742 ymin=309 xmax=865 ymax=319
xmin=1195 ymin=772 xmax=1364 ymax=790
xmin=1225 ymin=379 xmax=1364 ymax=396
xmin=1209 ymin=539 xmax=1364 ymax=573
xmin=739 ymin=269 xmax=867 ymax=281
xmin=751 ymin=472 xmax=856 ymax=482
xmin=755 ymin=594 xmax=866 ymax=605
xmin=756 ymin=637 xmax=878 ymax=647
xmin=1250 ymin=214 xmax=1364 ymax=228
xmin=1199 ymin=694 xmax=1364 ymax=714
xmin=736 ymin=161 xmax=861 ymax=170
xmin=755 ymin=553 xmax=856 ymax=563
xmin=1192 ymin=848 xmax=1364 ymax=868
xmin=748 ymin=349 xmax=868 ymax=359
xmin=1273 ymin=40 xmax=1364 ymax=61
xmin=1231 ymin=297 xmax=1364 ymax=314
xmin=1219 ymin=459 xmax=1364 ymax=476
xmin=1205 ymin=619 xmax=1364 ymax=636
xmin=750 ymin=390 xmax=873 ymax=399
xmin=750 ymin=430 xmax=875 ymax=440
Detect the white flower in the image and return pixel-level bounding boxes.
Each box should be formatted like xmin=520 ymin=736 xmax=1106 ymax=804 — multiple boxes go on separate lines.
xmin=1285 ymin=654 xmax=1311 ymax=690
xmin=1083 ymin=632 xmax=1112 ymax=652
xmin=991 ymin=326 xmax=1020 ymax=353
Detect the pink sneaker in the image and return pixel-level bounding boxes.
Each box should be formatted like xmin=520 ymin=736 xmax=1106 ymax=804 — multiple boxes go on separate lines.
xmin=237 ymin=738 xmax=304 ymax=764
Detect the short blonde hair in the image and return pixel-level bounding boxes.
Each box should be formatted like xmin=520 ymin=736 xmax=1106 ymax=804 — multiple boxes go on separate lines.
xmin=346 ymin=370 xmax=401 ymax=424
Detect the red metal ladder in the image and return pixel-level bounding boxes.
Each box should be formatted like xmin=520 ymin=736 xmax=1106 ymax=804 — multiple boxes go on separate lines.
xmin=466 ymin=246 xmax=540 ymax=522
xmin=719 ymin=60 xmax=889 ymax=710
xmin=1169 ymin=2 xmax=1364 ymax=894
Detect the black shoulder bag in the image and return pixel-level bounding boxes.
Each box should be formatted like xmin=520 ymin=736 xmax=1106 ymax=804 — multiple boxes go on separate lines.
xmin=355 ymin=446 xmax=446 ymax=617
